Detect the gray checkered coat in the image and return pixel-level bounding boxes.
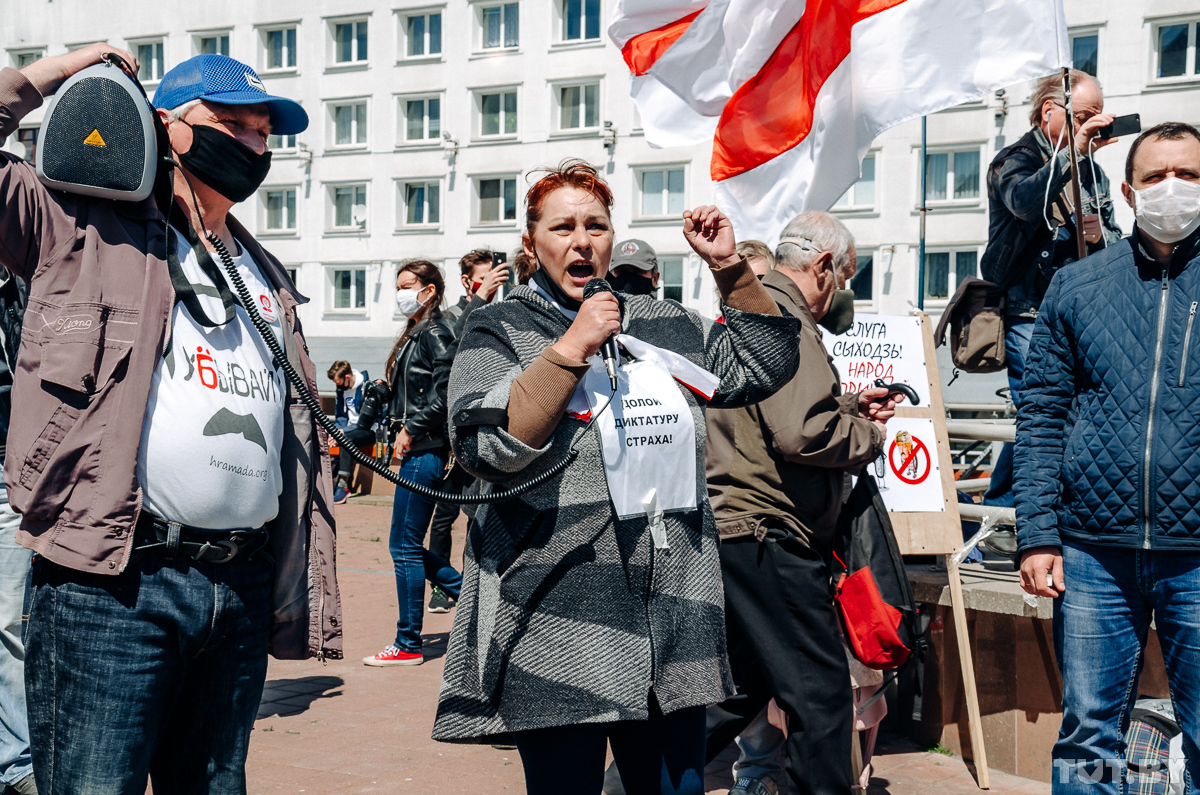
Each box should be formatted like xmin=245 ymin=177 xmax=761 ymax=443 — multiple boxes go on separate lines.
xmin=433 ymin=285 xmax=799 ymax=742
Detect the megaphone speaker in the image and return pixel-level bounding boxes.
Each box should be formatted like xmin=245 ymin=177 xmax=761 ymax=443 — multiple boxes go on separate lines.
xmin=36 ymin=62 xmax=158 ymax=202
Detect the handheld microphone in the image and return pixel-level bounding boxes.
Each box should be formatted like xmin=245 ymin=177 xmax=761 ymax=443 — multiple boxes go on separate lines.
xmin=583 ymin=278 xmax=621 ymax=391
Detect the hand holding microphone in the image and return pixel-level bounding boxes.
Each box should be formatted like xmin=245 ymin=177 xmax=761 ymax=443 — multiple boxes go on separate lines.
xmin=551 ymin=278 xmax=622 ymax=389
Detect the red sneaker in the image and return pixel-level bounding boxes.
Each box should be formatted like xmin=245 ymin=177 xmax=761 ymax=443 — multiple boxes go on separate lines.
xmin=363 ymin=644 xmax=423 ymax=667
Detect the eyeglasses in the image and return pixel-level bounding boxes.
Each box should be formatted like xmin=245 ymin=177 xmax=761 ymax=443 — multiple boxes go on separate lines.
xmin=778 ymin=235 xmax=824 ymax=254
xmin=1052 ymin=102 xmax=1096 ymax=129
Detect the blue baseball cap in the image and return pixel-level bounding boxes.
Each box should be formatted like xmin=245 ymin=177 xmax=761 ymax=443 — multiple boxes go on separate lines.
xmin=153 ymin=55 xmax=308 ymax=135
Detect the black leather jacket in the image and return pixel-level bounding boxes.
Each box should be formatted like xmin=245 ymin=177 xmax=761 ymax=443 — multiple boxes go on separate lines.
xmin=387 ymin=308 xmax=457 ymax=455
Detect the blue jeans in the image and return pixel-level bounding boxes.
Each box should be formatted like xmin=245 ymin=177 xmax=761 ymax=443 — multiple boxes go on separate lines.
xmin=24 ymin=543 xmax=273 ymax=794
xmin=1053 ymin=539 xmax=1200 ymax=794
xmin=517 ymin=701 xmax=706 ymax=795
xmin=0 ymin=481 xmax=32 ymax=787
xmin=390 ymin=451 xmax=462 ymax=652
xmin=984 ymin=318 xmax=1035 ymax=508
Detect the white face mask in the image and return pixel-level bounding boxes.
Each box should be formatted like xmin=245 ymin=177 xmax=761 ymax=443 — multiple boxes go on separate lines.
xmin=1134 ymin=177 xmax=1200 ymax=245
xmin=395 ymin=287 xmax=428 ymax=318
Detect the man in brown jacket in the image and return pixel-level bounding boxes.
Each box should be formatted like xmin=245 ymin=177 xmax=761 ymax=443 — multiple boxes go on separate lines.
xmin=705 ymin=212 xmax=899 ymax=795
xmin=0 ymin=46 xmax=341 ymax=793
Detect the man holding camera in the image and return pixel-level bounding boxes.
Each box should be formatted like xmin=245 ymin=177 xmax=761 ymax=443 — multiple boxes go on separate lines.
xmin=0 ymin=46 xmax=340 ymax=793
xmin=979 ymin=70 xmax=1123 ymax=549
xmin=329 ymin=361 xmax=386 ymax=505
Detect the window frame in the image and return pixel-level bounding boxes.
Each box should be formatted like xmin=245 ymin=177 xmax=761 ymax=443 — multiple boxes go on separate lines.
xmin=129 ymin=37 xmax=166 ymax=85
xmin=259 ymin=23 xmax=299 ymax=74
xmin=395 ymin=92 xmax=444 ymax=147
xmin=259 ymin=185 xmax=300 ymax=237
xmin=326 ymin=97 xmax=370 ymax=150
xmin=552 ymin=78 xmax=603 ymax=135
xmin=194 ymin=30 xmax=231 ymax=58
xmin=921 ymin=245 xmax=983 ymax=304
xmin=474 ymin=1 xmax=520 ymax=53
xmin=916 ymin=144 xmax=984 ymax=208
xmin=1069 ymin=27 xmax=1101 ymax=79
xmin=397 ymin=6 xmax=446 ymax=62
xmin=327 ymin=15 xmax=370 ymax=69
xmin=473 ymin=173 xmax=520 ymax=227
xmin=325 ymin=264 xmax=370 ymax=315
xmin=267 ymin=132 xmax=299 ymax=154
xmin=848 ymin=248 xmax=877 ymax=307
xmin=9 ymin=49 xmax=44 ymax=69
xmin=656 ymin=254 xmax=687 ymax=303
xmin=325 ymin=181 xmax=371 ymax=234
xmin=831 ymin=151 xmax=879 ymax=213
xmin=632 ymin=164 xmax=687 ymax=223
xmin=555 ymin=0 xmax=603 ymax=46
xmin=396 ymin=177 xmax=444 ymax=231
xmin=1150 ymin=16 xmax=1200 ymax=84
xmin=472 ymin=85 xmax=520 ymax=141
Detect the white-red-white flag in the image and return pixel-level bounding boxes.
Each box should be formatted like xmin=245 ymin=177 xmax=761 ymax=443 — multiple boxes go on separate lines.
xmin=610 ymin=0 xmax=1070 ymax=244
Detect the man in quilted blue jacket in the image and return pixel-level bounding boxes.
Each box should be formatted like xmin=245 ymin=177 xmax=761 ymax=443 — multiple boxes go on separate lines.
xmin=1016 ymin=122 xmax=1200 ymax=794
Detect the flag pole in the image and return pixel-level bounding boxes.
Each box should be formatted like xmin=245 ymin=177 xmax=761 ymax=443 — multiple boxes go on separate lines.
xmin=918 ymin=115 xmax=928 ymax=311
xmin=1061 ymin=67 xmax=1088 ymax=261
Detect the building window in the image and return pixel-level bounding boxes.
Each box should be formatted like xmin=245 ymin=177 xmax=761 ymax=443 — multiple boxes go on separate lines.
xmin=478 ymin=177 xmax=517 ymax=223
xmin=558 ymin=83 xmax=599 ymax=130
xmin=286 ymin=266 xmax=299 ymax=285
xmin=850 ymin=251 xmax=873 ymax=301
xmin=404 ymin=12 xmax=443 ymax=57
xmin=268 ymin=133 xmax=297 ymax=151
xmin=659 ymin=256 xmax=684 ymax=303
xmin=331 ymin=101 xmax=368 ymax=147
xmin=263 ymin=26 xmax=297 ymax=70
xmin=562 ymin=0 xmax=601 ymax=41
xmin=198 ymin=33 xmax=230 ymax=56
xmin=1071 ymin=31 xmax=1098 ymax=77
xmin=15 ymin=128 xmax=37 ymax=164
xmin=330 ymin=184 xmax=368 ymax=230
xmin=924 ymin=148 xmax=980 ymax=203
xmin=481 ymin=3 xmax=519 ymax=49
xmin=11 ymin=50 xmax=43 ymax=69
xmin=924 ymin=249 xmax=978 ymax=301
xmin=478 ymin=90 xmax=518 ymax=137
xmin=333 ymin=19 xmax=369 ymax=64
xmin=1155 ymin=20 xmax=1198 ymax=79
xmin=263 ymin=188 xmax=297 ymax=231
xmin=400 ymin=180 xmax=441 ymax=226
xmin=135 ymin=40 xmax=165 ymax=82
xmin=401 ymin=96 xmax=441 ymax=142
xmin=833 ymin=154 xmax=876 ymax=209
xmin=331 ymin=268 xmax=368 ymax=310
xmin=639 ymin=167 xmax=685 ymax=218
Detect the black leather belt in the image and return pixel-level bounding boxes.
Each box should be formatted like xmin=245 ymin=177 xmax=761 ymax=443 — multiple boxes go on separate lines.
xmin=134 ymin=512 xmax=267 ymax=564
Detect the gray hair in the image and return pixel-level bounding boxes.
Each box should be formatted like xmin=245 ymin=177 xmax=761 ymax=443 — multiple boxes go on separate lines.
xmin=1028 ymin=70 xmax=1100 ymax=127
xmin=775 ymin=211 xmax=855 ymax=277
xmin=165 ymin=99 xmax=203 ymax=123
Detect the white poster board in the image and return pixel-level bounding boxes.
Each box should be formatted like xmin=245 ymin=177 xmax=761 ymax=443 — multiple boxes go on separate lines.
xmin=871 ymin=418 xmax=946 ymax=513
xmin=829 ymin=314 xmax=929 ymax=408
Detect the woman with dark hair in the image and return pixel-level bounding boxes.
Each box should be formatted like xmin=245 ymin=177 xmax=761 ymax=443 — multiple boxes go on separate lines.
xmin=432 ymin=160 xmax=800 ymax=794
xmin=363 ymin=260 xmax=462 ymax=667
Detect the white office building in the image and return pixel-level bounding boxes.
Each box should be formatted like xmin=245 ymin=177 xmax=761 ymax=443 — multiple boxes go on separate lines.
xmin=3 ymin=0 xmax=1199 ymax=383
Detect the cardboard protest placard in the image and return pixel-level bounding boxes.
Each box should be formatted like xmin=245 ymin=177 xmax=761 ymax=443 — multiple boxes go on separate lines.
xmin=870 ymin=418 xmax=945 ymax=513
xmin=830 ymin=314 xmax=928 ymax=407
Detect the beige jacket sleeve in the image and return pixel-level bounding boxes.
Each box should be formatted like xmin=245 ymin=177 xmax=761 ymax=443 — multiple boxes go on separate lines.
xmin=758 ymin=317 xmax=885 ymax=468
xmin=506 ymin=347 xmax=591 ymax=448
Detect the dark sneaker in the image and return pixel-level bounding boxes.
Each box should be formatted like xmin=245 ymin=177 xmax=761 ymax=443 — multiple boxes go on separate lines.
xmin=10 ymin=773 xmax=38 ymax=795
xmin=982 ymin=528 xmax=1019 ymax=560
xmin=729 ymin=776 xmax=777 ymax=795
xmin=428 ymin=586 xmax=456 ymax=613
xmin=333 ymin=485 xmax=350 ymax=505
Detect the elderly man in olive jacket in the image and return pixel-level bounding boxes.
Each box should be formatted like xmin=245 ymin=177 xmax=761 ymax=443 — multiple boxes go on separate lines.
xmin=705 ymin=211 xmax=899 ymax=795
xmin=0 ymin=46 xmax=340 ymax=793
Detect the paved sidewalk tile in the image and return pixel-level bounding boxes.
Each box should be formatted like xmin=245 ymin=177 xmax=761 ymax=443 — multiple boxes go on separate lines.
xmin=247 ymin=502 xmax=1049 ymax=794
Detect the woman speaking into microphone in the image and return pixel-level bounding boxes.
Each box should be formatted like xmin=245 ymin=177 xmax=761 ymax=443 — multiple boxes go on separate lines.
xmin=432 ymin=161 xmax=799 ymax=794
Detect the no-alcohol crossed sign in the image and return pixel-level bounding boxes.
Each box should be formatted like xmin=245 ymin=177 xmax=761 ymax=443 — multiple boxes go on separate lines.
xmin=888 ymin=431 xmax=931 ymax=485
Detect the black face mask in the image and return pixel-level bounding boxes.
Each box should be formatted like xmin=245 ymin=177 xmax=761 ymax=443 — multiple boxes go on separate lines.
xmin=819 ymin=289 xmax=856 ymax=335
xmin=530 ymin=267 xmax=584 ymax=312
xmin=178 ymin=122 xmax=272 ymax=203
xmin=607 ymin=271 xmax=656 ymax=297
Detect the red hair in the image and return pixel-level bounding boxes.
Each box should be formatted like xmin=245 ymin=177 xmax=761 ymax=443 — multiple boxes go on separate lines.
xmin=524 ymin=159 xmax=613 ymax=236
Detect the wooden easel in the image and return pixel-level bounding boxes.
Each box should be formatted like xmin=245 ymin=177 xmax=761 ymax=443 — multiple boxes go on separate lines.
xmin=886 ymin=313 xmax=991 ymax=790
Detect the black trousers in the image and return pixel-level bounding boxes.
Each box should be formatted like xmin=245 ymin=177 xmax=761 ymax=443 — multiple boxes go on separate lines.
xmin=706 ymin=532 xmax=853 ymax=795
xmin=427 ymin=466 xmax=471 ymax=562
xmin=337 ymin=426 xmax=376 ymax=478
